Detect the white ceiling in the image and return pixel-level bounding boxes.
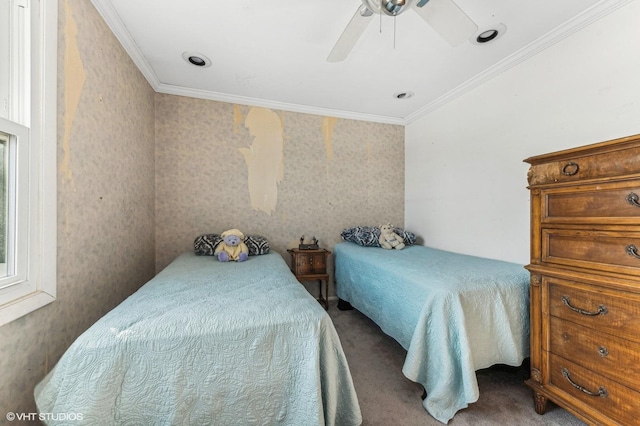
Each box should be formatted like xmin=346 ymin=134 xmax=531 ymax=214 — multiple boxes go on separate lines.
xmin=91 ymin=0 xmax=630 ymax=125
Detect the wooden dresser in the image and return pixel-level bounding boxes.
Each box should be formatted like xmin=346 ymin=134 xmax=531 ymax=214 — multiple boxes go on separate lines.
xmin=524 ymin=134 xmax=640 ymax=426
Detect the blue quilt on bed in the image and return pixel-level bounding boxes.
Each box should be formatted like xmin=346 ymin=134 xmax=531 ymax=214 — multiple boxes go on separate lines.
xmin=35 ymin=252 xmax=362 ymax=426
xmin=334 ymin=242 xmax=529 ymax=424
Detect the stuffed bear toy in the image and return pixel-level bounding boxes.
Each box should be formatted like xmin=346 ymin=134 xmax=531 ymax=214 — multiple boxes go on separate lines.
xmin=214 ymin=229 xmax=249 ymax=262
xmin=378 ymin=224 xmax=405 ymax=250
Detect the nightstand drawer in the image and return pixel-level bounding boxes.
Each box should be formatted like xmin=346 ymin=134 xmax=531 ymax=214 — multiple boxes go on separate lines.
xmin=549 ymin=316 xmax=640 ymax=390
xmin=547 ymin=278 xmax=640 ymax=342
xmin=291 ymin=252 xmax=327 ymax=276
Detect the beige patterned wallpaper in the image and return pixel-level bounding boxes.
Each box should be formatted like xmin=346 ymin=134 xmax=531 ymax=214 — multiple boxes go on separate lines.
xmin=155 ymin=95 xmax=405 ymax=294
xmin=0 ymin=0 xmax=404 ymax=418
xmin=0 ymin=0 xmax=156 ymax=418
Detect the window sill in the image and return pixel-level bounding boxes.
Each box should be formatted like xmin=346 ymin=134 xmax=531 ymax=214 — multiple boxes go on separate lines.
xmin=0 ymin=290 xmax=55 ymax=327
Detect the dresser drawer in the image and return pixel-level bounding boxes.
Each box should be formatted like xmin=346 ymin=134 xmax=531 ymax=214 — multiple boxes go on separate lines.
xmin=527 ymin=143 xmax=640 ymax=186
xmin=549 ymin=316 xmax=640 ymax=390
xmin=547 ymin=278 xmax=640 ymax=343
xmin=542 ymin=229 xmax=640 ymax=275
xmin=549 ymin=354 xmax=640 ymax=425
xmin=542 ymin=181 xmax=640 ymax=224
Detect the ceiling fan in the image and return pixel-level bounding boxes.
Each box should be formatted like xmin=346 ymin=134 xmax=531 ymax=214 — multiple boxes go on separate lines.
xmin=327 ymin=0 xmax=478 ymax=62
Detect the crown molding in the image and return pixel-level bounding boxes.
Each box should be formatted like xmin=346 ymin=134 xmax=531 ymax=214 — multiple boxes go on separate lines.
xmin=156 ymin=83 xmax=406 ymax=125
xmin=92 ymin=0 xmax=631 ymax=127
xmin=91 ymin=0 xmax=404 ymax=125
xmin=91 ymin=0 xmax=161 ymax=91
xmin=404 ymin=0 xmax=633 ymax=124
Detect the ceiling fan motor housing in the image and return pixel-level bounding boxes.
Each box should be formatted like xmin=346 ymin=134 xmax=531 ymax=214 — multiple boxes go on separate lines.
xmin=363 ymin=0 xmax=413 ymax=16
xmin=383 ymin=0 xmax=408 ymax=16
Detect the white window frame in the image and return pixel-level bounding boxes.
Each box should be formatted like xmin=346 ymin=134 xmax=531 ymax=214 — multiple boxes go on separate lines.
xmin=0 ymin=0 xmax=57 ymax=327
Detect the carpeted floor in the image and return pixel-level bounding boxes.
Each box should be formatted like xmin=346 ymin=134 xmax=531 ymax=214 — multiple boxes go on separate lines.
xmin=327 ymin=301 xmax=587 ymax=426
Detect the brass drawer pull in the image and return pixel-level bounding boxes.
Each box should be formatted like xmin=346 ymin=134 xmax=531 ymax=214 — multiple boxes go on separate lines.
xmin=561 ymin=295 xmax=607 ymax=316
xmin=562 ymin=368 xmax=608 ymax=398
xmin=561 ymin=162 xmax=579 ymax=176
xmin=626 ymin=244 xmax=640 ymax=259
xmin=626 ymin=192 xmax=640 ymax=207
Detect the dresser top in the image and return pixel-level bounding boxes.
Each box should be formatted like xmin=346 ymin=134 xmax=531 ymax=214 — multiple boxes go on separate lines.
xmin=524 ymin=133 xmax=640 ymax=166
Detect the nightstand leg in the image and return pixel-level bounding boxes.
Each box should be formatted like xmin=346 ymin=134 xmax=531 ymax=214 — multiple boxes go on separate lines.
xmin=319 ymin=279 xmax=328 ymax=310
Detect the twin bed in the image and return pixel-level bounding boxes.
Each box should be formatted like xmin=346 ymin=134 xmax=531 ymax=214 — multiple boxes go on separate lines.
xmin=35 ymin=237 xmax=529 ymax=425
xmin=334 ymin=242 xmax=530 ymax=424
xmin=35 ymin=252 xmax=362 ymax=425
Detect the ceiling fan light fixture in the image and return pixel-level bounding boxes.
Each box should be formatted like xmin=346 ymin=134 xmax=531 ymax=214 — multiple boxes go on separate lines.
xmin=182 ymin=52 xmax=212 ymax=68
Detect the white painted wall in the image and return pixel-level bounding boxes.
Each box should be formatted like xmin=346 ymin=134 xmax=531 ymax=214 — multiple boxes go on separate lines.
xmin=405 ymin=0 xmax=640 ymax=265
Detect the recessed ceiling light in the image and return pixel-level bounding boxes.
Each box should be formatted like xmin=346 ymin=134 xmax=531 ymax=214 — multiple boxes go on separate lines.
xmin=477 ymin=30 xmax=498 ymax=43
xmin=473 ymin=24 xmax=507 ymax=44
xmin=182 ymin=52 xmax=212 ymax=68
xmin=394 ymin=91 xmax=414 ymax=100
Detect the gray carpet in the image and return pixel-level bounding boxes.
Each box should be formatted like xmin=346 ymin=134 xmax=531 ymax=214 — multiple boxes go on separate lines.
xmin=327 ymin=301 xmax=587 ymax=426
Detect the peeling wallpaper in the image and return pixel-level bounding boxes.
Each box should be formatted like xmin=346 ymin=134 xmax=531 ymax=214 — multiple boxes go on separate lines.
xmin=0 ymin=0 xmax=403 ymax=418
xmin=155 ymin=95 xmax=405 ymax=290
xmin=238 ymin=107 xmax=285 ymax=215
xmin=0 ymin=0 xmax=156 ymax=418
xmin=60 ymin=0 xmax=84 ymax=189
xmin=322 ymin=116 xmax=337 ymax=161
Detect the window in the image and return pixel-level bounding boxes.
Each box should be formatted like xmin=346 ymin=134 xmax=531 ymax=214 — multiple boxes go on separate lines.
xmin=0 ymin=0 xmax=57 ymax=326
xmin=0 ymin=132 xmax=8 ymax=275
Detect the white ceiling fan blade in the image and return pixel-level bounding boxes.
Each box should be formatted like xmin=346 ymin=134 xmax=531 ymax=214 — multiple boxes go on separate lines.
xmin=412 ymin=0 xmax=478 ymax=46
xmin=327 ymin=5 xmax=374 ymax=63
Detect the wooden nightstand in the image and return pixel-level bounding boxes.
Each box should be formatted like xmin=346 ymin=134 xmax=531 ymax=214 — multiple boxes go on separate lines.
xmin=287 ymin=248 xmax=330 ymax=309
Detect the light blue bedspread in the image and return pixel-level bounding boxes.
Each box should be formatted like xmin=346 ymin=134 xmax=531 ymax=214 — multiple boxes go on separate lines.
xmin=334 ymin=243 xmax=529 ymax=424
xmin=35 ymin=252 xmax=362 ymax=426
